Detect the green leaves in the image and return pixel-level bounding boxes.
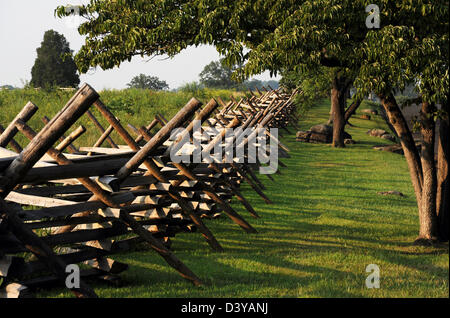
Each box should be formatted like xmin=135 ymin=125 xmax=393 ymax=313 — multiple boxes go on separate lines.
xmin=56 ymin=0 xmax=448 ymax=107
xmin=127 ymin=73 xmax=170 ymax=90
xmin=30 ymin=30 xmax=80 ymax=88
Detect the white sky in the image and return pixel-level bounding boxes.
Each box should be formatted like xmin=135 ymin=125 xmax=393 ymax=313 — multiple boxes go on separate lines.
xmin=0 ymin=0 xmax=276 ymax=90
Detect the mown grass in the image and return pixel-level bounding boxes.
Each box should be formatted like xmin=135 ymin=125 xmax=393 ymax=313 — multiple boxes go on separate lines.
xmin=3 ymin=93 xmax=447 ymax=298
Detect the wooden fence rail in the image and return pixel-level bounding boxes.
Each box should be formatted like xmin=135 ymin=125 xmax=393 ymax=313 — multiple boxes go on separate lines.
xmin=0 ymin=84 xmax=299 ymax=297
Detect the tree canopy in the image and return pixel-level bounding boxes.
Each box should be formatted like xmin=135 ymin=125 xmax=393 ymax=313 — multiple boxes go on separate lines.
xmin=56 ymin=0 xmax=364 ymax=77
xmin=30 ymin=30 xmax=80 ymax=88
xmin=199 ymin=59 xmax=237 ymax=89
xmin=127 ymin=73 xmax=169 ymax=90
xmin=56 ymin=0 xmax=447 ymax=145
xmin=56 ymin=0 xmax=449 ymax=243
xmin=56 ymin=1 xmax=447 ymax=97
xmin=198 ymin=59 xmax=278 ymax=90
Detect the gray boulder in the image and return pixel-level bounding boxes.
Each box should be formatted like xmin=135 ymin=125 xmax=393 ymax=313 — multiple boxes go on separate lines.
xmin=296 ymin=130 xmax=310 ymax=138
xmin=367 ymin=128 xmax=387 ymax=137
xmin=362 ymin=109 xmax=378 ymax=115
xmin=309 ymin=132 xmax=331 ymax=143
xmin=377 ymin=190 xmax=405 ymax=197
xmin=297 ymin=124 xmax=351 ymax=144
xmin=296 ymin=131 xmax=311 ymax=142
xmin=373 ymin=144 xmax=404 ymax=154
xmin=310 ymin=124 xmax=333 ymax=135
xmin=380 ymin=134 xmax=395 ymax=142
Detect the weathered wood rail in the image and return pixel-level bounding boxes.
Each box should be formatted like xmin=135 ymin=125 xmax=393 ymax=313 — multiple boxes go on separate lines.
xmin=0 ymin=84 xmax=298 ymax=298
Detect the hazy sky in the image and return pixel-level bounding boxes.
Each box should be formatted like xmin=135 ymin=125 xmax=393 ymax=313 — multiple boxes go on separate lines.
xmin=0 ymin=0 xmax=276 ymax=90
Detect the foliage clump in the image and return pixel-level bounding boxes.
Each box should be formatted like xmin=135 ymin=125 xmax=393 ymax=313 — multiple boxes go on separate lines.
xmin=30 ymin=30 xmax=79 ymax=88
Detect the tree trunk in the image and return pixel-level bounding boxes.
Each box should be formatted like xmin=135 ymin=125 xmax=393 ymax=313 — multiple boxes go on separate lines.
xmin=327 ymin=110 xmax=334 ymax=125
xmin=331 ymin=76 xmax=350 ymax=148
xmin=417 ymin=101 xmax=438 ymax=242
xmin=377 ymin=93 xmax=443 ymax=244
xmin=327 ymin=89 xmax=334 ymax=125
xmin=437 ymin=99 xmax=449 ymax=242
xmin=344 ymin=99 xmax=362 ymax=123
xmin=378 ymin=93 xmax=423 ymax=207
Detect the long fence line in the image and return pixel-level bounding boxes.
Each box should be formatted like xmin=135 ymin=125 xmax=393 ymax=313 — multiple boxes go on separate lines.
xmin=0 ymin=84 xmax=299 ymax=298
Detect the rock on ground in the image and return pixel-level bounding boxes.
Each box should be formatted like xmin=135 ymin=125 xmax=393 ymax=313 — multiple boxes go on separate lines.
xmin=310 ymin=124 xmax=333 ymax=135
xmin=296 ymin=124 xmax=352 ymax=144
xmin=367 ymin=128 xmax=396 ymax=142
xmin=380 ymin=134 xmax=396 ymax=142
xmin=367 ymin=128 xmax=387 ymax=137
xmin=373 ymin=144 xmax=404 ymax=154
xmin=361 ymin=109 xmax=379 ymax=115
xmin=377 ymin=190 xmax=405 ymax=197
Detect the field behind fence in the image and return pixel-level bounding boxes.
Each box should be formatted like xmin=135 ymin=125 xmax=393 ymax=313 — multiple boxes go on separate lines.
xmin=0 ymin=88 xmax=245 ymax=148
xmin=0 ymin=88 xmax=447 ymax=298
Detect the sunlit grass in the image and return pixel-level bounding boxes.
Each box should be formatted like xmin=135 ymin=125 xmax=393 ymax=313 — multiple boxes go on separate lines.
xmin=8 ymin=96 xmax=446 ymax=298
xmin=0 ymin=88 xmax=244 ymax=148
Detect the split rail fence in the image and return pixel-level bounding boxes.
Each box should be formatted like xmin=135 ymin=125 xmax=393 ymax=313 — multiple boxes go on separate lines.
xmin=0 ymin=84 xmax=298 ymax=297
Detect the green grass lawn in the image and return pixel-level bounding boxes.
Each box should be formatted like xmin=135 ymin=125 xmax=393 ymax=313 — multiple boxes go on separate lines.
xmin=37 ymin=98 xmax=449 ymax=298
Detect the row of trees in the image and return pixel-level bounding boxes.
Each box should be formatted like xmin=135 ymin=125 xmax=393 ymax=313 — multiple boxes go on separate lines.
xmin=126 ymin=74 xmax=169 ymax=90
xmin=56 ymin=0 xmax=448 ymax=244
xmin=126 ymin=59 xmax=278 ymax=91
xmin=199 ymin=59 xmax=278 ymax=90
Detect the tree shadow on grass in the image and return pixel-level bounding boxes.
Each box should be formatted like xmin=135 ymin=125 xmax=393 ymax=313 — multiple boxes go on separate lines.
xmin=110 ymin=248 xmax=366 ymax=298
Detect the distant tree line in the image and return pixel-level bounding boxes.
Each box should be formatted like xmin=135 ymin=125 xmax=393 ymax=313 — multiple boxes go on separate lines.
xmin=198 ymin=59 xmax=278 ymax=91
xmin=126 ymin=74 xmax=169 ymax=90
xmin=126 ymin=59 xmax=279 ymax=92
xmin=0 ymin=85 xmax=15 ymax=90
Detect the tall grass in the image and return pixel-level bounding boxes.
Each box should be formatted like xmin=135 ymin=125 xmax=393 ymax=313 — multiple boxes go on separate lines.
xmin=0 ymin=88 xmax=244 ymax=148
